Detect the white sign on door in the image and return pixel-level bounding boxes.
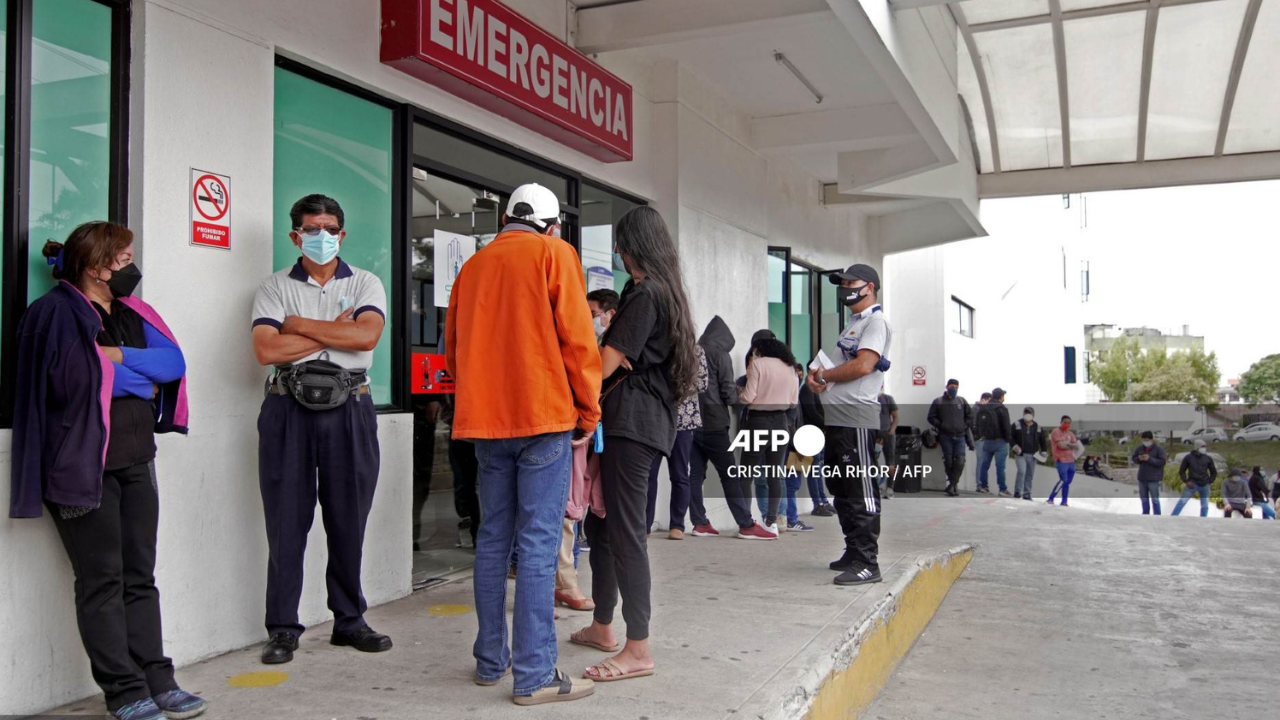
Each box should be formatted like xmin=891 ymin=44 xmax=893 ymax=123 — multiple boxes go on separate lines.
xmin=434 ymin=230 xmax=476 ymax=307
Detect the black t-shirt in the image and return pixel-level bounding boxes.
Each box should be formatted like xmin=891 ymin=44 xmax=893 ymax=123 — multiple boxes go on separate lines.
xmin=601 ymin=280 xmax=676 ymax=456
xmin=95 ymin=300 xmax=158 ymax=471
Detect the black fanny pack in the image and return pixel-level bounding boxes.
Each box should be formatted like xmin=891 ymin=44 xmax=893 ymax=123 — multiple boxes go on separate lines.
xmin=271 ymin=353 xmax=368 ymax=411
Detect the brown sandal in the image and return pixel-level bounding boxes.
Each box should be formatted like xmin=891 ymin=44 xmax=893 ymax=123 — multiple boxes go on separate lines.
xmin=583 ymin=658 xmax=655 ymax=683
xmin=569 ymin=628 xmax=619 ymax=653
xmin=556 ymin=590 xmax=596 ymax=611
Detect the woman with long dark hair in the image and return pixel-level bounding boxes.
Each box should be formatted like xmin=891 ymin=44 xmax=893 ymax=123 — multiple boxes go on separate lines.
xmin=9 ymin=222 xmax=202 ymax=720
xmin=572 ymin=206 xmax=697 ymax=682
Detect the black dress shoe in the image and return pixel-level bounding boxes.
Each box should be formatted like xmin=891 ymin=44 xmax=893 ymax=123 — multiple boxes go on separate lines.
xmin=330 ymin=626 xmax=393 ymax=653
xmin=261 ymin=633 xmax=298 ymax=664
xmin=829 ymin=550 xmax=857 ymax=571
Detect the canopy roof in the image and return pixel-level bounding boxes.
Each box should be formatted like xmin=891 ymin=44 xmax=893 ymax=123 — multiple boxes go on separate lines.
xmin=954 ymin=0 xmax=1279 ymax=175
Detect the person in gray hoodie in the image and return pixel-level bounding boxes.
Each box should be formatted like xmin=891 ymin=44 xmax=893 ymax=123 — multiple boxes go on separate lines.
xmin=688 ymin=317 xmax=769 ymax=538
xmin=1221 ymin=468 xmax=1253 ymax=518
xmin=1130 ymin=431 xmax=1167 ymax=515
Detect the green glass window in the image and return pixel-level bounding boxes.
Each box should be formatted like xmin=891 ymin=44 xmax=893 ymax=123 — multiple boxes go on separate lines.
xmin=819 ymin=273 xmax=840 ymax=353
xmin=1 ymin=0 xmax=8 ymax=340
xmin=767 ymin=250 xmax=788 ymax=343
xmin=27 ymin=0 xmax=113 ymax=302
xmin=274 ymin=68 xmax=395 ymax=405
xmin=580 ymin=183 xmax=639 ymax=293
xmin=789 ymin=263 xmax=812 ymax=366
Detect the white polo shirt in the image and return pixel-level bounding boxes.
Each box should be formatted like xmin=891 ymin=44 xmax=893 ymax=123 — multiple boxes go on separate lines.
xmin=251 ymin=257 xmax=386 ymax=372
xmin=824 ymin=304 xmax=893 ymax=430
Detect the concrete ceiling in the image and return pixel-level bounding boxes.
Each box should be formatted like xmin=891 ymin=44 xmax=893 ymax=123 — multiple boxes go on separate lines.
xmin=619 ymin=16 xmax=896 ymax=125
xmin=573 ymin=0 xmax=987 ymax=252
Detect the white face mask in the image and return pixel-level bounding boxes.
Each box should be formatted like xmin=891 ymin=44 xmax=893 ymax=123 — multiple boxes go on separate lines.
xmin=1142 ymin=441 xmax=1153 ymax=448
xmin=593 ymin=315 xmax=607 ymax=338
xmin=1023 ymin=414 xmax=1034 ymax=423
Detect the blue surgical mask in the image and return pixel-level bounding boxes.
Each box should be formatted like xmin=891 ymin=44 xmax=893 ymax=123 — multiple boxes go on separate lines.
xmin=300 ymin=230 xmax=340 ymax=265
xmin=612 ymin=252 xmax=627 ymax=273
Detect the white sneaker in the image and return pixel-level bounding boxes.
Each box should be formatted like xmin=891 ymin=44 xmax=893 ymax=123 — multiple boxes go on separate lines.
xmin=766 ymin=523 xmax=779 ymax=536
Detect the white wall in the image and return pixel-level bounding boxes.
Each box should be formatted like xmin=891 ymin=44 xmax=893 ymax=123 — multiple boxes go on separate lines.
xmin=644 ymin=62 xmax=875 ymax=529
xmin=0 ymin=3 xmax=417 ymax=714
xmin=0 ymin=1 xmax=888 ymax=710
xmin=885 ymin=193 xmax=1090 ymax=430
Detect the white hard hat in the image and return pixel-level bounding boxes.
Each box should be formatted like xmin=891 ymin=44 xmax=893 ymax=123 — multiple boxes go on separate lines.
xmin=505 ymin=183 xmax=561 ymax=229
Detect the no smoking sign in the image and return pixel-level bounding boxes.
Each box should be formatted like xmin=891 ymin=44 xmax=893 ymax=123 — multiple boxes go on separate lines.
xmin=190 ymin=168 xmax=231 ymax=250
xmin=912 ymin=365 xmax=927 ymax=386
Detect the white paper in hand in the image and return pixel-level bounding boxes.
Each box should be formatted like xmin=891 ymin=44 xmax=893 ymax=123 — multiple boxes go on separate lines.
xmin=1034 ymin=451 xmax=1048 ymax=463
xmin=809 ymin=349 xmax=837 ymax=371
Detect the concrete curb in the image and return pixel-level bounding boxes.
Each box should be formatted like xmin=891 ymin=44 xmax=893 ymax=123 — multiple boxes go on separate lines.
xmin=749 ymin=544 xmax=975 ymax=720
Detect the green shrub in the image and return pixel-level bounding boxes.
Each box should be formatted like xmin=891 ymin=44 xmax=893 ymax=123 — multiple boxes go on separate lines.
xmin=1088 ymin=435 xmax=1121 ymax=455
xmin=1163 ymin=458 xmax=1222 ymax=506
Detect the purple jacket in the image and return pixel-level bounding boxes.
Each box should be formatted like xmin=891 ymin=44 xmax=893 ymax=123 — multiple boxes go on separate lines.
xmin=9 ymin=281 xmax=190 ymax=518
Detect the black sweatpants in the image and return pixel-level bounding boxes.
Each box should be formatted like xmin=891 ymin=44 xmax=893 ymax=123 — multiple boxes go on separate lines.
xmin=738 ymin=410 xmax=789 ymax=525
xmin=689 ymin=428 xmax=755 ymax=528
xmin=588 ymin=436 xmax=660 ymax=641
xmin=48 ymin=462 xmax=177 ymax=712
xmin=412 ymin=405 xmax=436 ymax=547
xmin=449 ymin=438 xmax=480 ymax=544
xmin=258 ymin=393 xmax=380 ymax=637
xmin=825 ymin=426 xmax=881 ymax=571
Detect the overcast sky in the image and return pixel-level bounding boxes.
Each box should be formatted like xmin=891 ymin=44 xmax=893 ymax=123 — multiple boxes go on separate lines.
xmin=980 ymin=180 xmax=1278 ymax=382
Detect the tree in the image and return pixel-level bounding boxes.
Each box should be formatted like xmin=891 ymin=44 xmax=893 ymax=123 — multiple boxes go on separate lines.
xmin=1089 ymin=336 xmax=1220 ymax=410
xmin=1238 ymin=354 xmax=1280 ymax=405
xmin=1129 ymin=359 xmax=1215 ymax=407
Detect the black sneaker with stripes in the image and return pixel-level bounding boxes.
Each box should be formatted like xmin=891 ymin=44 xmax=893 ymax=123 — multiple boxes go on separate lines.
xmin=833 ymin=566 xmax=883 ymax=586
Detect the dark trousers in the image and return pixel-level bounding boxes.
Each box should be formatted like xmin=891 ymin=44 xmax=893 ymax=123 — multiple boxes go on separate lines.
xmin=646 ymin=429 xmax=694 ymax=531
xmin=825 ymin=427 xmax=881 ymax=571
xmin=258 ymin=393 xmax=380 ymax=637
xmin=48 ymin=462 xmax=177 ymax=711
xmin=938 ymin=433 xmax=967 ymax=484
xmin=689 ymin=428 xmax=755 ymax=528
xmin=588 ymin=436 xmax=659 ymax=641
xmin=450 ymin=438 xmax=480 ymax=544
xmin=738 ymin=411 xmax=789 ymax=524
xmin=412 ymin=407 xmax=436 ymax=547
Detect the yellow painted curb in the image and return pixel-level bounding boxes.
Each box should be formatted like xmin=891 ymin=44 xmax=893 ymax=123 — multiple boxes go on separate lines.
xmin=805 ymin=548 xmax=973 ymax=720
xmin=428 ymin=603 xmax=473 ymax=616
xmin=227 ymin=670 xmax=289 ymax=688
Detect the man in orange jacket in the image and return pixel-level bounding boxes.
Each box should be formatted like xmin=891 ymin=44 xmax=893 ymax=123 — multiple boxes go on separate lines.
xmin=446 ymin=183 xmax=601 ymax=706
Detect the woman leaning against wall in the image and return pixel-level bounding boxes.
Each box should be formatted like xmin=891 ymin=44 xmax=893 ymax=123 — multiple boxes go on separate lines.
xmin=8 ymin=221 xmax=205 ymax=720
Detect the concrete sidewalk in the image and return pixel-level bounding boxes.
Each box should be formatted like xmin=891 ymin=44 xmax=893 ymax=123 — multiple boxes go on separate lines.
xmin=48 ymin=490 xmax=1273 ymax=720
xmin=48 ymin=498 xmax=970 ymax=720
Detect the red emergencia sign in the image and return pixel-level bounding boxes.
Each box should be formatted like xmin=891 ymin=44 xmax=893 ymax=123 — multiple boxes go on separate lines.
xmin=381 ymin=0 xmax=634 ymax=163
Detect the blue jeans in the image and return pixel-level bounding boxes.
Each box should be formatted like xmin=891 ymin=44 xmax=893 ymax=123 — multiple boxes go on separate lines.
xmin=472 ymin=432 xmax=573 ymax=695
xmin=1013 ymin=453 xmax=1037 ymax=497
xmin=1258 ymin=501 xmax=1277 ymax=520
xmin=1048 ymin=461 xmax=1075 ymax=504
xmin=785 ymin=473 xmax=802 ymax=525
xmin=1172 ymin=483 xmax=1211 ymax=517
xmin=807 ymin=450 xmax=828 ymax=504
xmin=1138 ymin=480 xmax=1162 ymax=515
xmin=978 ymin=439 xmax=1009 ymax=491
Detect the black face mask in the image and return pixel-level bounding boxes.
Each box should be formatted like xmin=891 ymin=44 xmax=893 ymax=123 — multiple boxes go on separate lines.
xmin=837 ymin=283 xmax=869 ymax=307
xmin=106 ymin=263 xmax=142 ymax=298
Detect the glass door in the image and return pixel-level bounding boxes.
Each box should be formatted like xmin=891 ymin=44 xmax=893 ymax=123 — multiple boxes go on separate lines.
xmin=409 ymin=166 xmax=507 ymax=583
